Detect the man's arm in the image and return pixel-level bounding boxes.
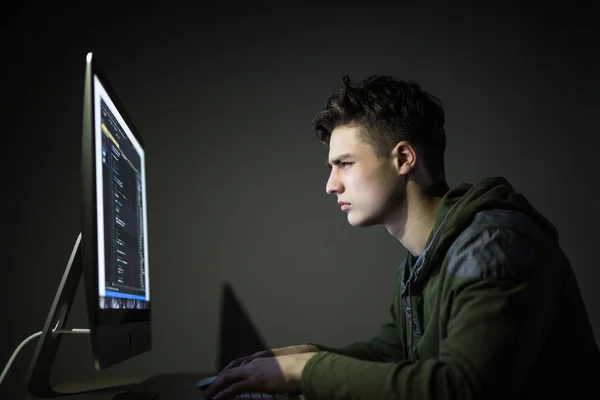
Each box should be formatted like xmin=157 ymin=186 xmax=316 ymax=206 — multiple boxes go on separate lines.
xmin=300 ymin=228 xmax=565 ymax=400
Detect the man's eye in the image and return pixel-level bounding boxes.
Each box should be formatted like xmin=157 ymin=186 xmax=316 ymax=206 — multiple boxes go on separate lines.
xmin=340 ymin=162 xmax=352 ymax=167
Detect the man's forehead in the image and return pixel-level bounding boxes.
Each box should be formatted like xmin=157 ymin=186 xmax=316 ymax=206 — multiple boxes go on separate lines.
xmin=329 ymin=125 xmax=369 ymax=152
xmin=329 ymin=126 xmax=360 ymax=151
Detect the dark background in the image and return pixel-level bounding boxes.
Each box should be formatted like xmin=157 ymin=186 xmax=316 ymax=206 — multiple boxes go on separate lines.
xmin=2 ymin=1 xmax=599 ymax=398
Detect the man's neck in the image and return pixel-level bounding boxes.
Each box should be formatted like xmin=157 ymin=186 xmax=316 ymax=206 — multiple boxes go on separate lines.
xmin=384 ymin=181 xmax=448 ymax=257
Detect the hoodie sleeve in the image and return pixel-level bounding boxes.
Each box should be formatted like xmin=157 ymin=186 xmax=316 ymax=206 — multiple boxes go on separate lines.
xmin=300 ymin=227 xmax=564 ymax=400
xmin=307 ymin=302 xmax=406 ymax=363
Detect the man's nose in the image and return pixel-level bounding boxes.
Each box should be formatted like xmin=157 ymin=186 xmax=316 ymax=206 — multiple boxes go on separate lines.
xmin=326 ymin=170 xmax=343 ymax=195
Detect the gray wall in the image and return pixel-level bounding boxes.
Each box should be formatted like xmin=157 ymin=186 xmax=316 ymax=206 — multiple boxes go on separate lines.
xmin=2 ymin=1 xmax=598 ymax=398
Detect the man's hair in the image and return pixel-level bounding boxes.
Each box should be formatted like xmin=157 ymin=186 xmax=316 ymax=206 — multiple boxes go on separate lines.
xmin=312 ymin=75 xmax=447 ymax=181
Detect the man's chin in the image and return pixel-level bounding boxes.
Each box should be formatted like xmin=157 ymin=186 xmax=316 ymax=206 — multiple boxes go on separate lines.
xmin=347 ymin=213 xmax=378 ymax=228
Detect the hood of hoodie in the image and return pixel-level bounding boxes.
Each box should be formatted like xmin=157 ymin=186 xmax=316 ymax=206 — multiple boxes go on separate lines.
xmin=410 ymin=176 xmax=559 ymax=284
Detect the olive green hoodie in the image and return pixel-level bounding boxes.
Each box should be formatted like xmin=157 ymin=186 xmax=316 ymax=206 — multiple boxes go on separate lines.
xmin=302 ymin=176 xmax=600 ymax=399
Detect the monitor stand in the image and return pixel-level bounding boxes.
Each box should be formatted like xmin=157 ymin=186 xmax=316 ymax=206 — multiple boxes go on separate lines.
xmin=26 ymin=233 xmax=156 ymax=399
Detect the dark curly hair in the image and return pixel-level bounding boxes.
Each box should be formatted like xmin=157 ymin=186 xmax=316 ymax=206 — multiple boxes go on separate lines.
xmin=312 ymin=75 xmax=447 ymax=182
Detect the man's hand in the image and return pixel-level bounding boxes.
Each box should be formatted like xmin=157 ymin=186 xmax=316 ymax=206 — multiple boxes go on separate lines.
xmin=203 ymin=352 xmax=317 ymax=400
xmin=222 ymin=344 xmax=318 ymax=371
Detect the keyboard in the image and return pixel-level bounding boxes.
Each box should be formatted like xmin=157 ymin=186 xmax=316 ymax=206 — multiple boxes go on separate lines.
xmin=234 ymin=394 xmax=274 ymax=399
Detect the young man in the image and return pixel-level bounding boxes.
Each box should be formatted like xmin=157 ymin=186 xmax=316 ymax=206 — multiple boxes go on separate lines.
xmin=204 ymin=76 xmax=600 ymax=400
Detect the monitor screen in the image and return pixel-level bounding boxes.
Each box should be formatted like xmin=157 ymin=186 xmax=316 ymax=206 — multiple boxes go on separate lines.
xmin=93 ymin=75 xmax=150 ymax=310
xmin=81 ymin=52 xmax=152 ymax=369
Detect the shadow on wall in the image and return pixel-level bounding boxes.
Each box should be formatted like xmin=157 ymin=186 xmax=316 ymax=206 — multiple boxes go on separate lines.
xmin=217 ymin=283 xmax=268 ymax=371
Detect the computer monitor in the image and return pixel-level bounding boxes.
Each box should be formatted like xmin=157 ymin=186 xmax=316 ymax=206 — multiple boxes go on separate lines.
xmin=27 ymin=52 xmax=152 ymax=397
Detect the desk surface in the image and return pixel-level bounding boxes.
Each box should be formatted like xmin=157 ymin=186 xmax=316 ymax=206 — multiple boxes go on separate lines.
xmin=22 ymin=373 xmax=205 ymax=400
xmin=22 ymin=373 xmax=304 ymax=400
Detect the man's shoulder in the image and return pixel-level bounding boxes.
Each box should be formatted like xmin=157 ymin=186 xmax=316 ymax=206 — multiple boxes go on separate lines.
xmin=445 ymin=209 xmax=547 ymax=279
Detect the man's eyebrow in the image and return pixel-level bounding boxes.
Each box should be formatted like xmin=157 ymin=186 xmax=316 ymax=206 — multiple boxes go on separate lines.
xmin=326 ymin=153 xmax=353 ymax=168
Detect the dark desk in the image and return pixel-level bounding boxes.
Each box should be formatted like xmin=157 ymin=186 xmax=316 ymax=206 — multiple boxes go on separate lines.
xmin=21 ymin=373 xmax=207 ymax=400
xmin=22 ymin=373 xmax=304 ymax=400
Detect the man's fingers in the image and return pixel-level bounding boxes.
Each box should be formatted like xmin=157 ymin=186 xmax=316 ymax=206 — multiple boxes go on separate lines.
xmin=223 ymin=357 xmax=246 ymax=370
xmin=226 ymin=353 xmax=257 ymax=369
xmin=223 ymin=350 xmax=267 ymax=370
xmin=240 ymin=357 xmax=257 ymax=367
xmin=230 ymin=357 xmax=254 ymax=369
xmin=236 ymin=350 xmax=275 ymax=368
xmin=212 ymin=379 xmax=255 ymax=400
xmin=203 ymin=369 xmax=244 ymax=399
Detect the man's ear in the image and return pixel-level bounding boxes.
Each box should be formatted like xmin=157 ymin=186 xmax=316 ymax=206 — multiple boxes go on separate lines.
xmin=391 ymin=141 xmax=417 ymax=175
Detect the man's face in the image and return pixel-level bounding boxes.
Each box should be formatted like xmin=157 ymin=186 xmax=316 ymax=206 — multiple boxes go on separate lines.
xmin=326 ymin=125 xmax=403 ymax=227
